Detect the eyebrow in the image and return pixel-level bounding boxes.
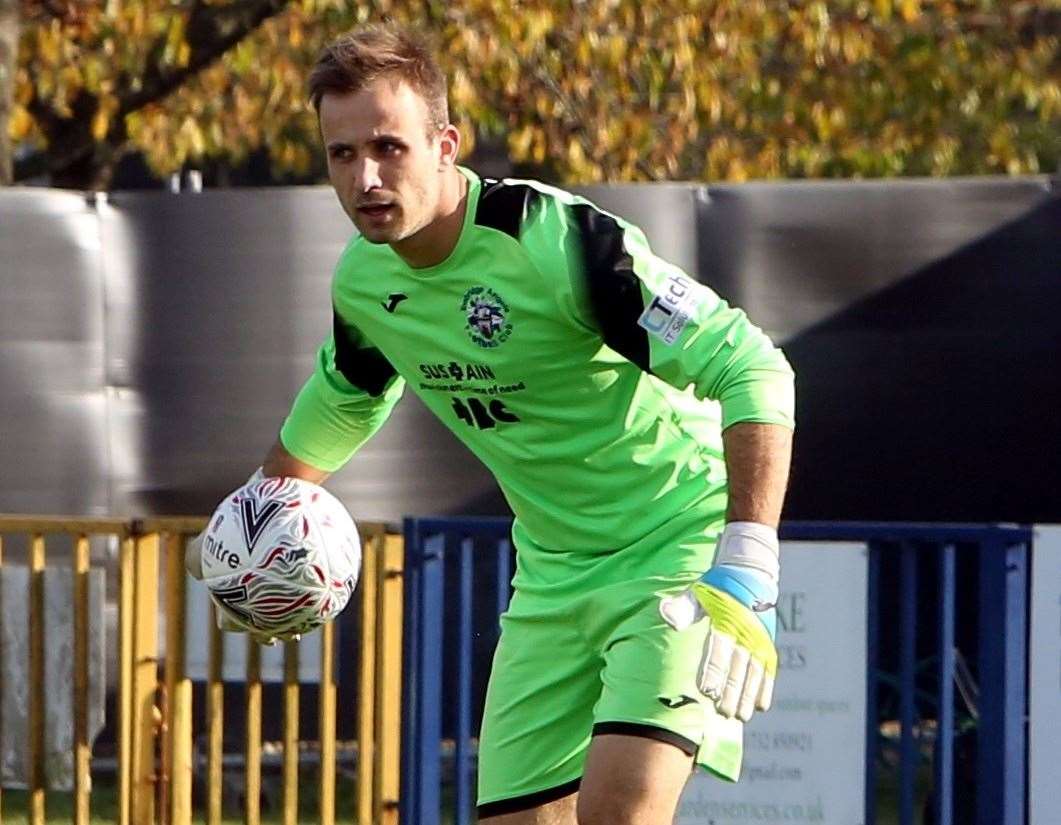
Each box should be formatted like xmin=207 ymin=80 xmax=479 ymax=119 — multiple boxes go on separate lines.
xmin=326 ymin=135 xmax=408 ymax=152
xmin=371 ymin=134 xmax=407 ymax=145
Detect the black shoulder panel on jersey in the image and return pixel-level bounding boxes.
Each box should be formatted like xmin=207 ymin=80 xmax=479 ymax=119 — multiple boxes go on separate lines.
xmin=332 ymin=310 xmax=397 ymax=397
xmin=570 ymin=204 xmax=651 ymax=372
xmin=475 ymin=178 xmax=541 ymax=240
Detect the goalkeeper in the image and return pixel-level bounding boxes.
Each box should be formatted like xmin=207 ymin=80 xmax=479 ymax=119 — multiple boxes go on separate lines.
xmin=202 ymin=24 xmax=795 ymax=825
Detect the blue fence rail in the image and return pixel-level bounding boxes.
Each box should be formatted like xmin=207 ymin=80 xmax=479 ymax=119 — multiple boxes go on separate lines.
xmin=400 ymin=519 xmax=1032 ymax=825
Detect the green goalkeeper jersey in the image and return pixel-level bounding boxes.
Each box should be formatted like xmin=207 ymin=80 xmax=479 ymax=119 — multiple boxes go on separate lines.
xmin=281 ymin=167 xmax=794 ymax=588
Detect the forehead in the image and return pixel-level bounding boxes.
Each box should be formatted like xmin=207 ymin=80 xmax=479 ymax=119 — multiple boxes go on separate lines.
xmin=319 ymin=77 xmax=431 ymax=145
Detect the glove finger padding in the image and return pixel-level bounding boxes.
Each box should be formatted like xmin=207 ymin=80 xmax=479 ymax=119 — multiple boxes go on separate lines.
xmin=757 ymin=667 xmax=775 ymax=713
xmin=660 ymin=582 xmax=779 ymax=721
xmin=738 ymin=658 xmax=766 ymax=722
xmin=720 ymin=642 xmax=751 ymax=719
xmin=698 ymin=628 xmax=734 ymax=701
xmin=693 ymin=583 xmax=778 ymax=719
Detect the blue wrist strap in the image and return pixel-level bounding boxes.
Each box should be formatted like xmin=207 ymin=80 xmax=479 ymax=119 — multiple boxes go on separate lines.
xmin=701 ymin=565 xmax=779 ymax=640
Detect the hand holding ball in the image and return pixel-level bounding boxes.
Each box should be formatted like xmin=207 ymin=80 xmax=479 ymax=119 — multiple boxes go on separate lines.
xmin=195 ymin=476 xmax=361 ymax=644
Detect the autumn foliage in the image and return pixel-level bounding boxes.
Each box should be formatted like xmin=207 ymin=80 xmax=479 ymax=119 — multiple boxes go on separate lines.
xmin=10 ymin=0 xmax=1061 ymax=188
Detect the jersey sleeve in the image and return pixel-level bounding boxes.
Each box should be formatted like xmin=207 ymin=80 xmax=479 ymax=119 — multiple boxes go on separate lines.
xmin=279 ymin=309 xmax=405 ymax=472
xmin=524 ymin=195 xmax=794 ymax=431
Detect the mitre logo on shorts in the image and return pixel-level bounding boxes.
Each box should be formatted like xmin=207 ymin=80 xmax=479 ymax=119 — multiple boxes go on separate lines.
xmin=637 ymin=273 xmax=703 ymax=345
xmin=461 ymin=286 xmax=513 ymax=348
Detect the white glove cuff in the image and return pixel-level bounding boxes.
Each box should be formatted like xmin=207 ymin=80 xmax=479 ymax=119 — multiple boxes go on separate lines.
xmin=714 ymin=521 xmax=780 ymax=584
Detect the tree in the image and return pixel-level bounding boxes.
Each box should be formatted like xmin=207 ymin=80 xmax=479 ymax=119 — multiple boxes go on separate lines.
xmin=0 ymin=0 xmax=16 ymax=184
xmin=7 ymin=0 xmax=1060 ymax=189
xmin=12 ymin=0 xmax=294 ymax=187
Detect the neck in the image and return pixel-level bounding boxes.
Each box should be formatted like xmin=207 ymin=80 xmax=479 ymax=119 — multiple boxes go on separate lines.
xmin=391 ymin=169 xmax=468 ymax=269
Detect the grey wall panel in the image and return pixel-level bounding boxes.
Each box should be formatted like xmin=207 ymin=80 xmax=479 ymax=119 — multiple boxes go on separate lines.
xmin=3 ymin=177 xmax=1058 ymax=524
xmin=695 ymin=178 xmax=1060 ymax=523
xmin=573 ymin=182 xmax=700 ymax=277
xmin=0 ymin=190 xmax=110 ymax=514
xmin=101 ymin=189 xmax=499 ymax=522
xmin=697 ymin=177 xmax=1055 ymax=341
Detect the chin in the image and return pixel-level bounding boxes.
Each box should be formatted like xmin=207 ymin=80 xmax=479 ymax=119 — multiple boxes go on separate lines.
xmin=353 ymin=222 xmax=396 ymax=243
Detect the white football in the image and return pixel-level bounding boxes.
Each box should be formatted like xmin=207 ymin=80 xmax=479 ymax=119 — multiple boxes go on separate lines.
xmin=200 ymin=476 xmax=361 ymax=638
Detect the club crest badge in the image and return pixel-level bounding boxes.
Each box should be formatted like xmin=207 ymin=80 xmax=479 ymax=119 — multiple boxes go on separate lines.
xmin=460 ymin=286 xmax=513 ymax=348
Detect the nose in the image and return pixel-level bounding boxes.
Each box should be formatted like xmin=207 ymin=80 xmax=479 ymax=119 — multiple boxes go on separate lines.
xmin=355 ymin=157 xmax=382 ymax=193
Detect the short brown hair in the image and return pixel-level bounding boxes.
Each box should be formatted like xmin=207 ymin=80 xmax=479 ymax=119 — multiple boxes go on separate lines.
xmin=308 ymin=25 xmax=449 ymax=132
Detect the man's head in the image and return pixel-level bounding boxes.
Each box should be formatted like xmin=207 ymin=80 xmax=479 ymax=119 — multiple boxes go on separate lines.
xmin=309 ymin=26 xmax=460 ymax=245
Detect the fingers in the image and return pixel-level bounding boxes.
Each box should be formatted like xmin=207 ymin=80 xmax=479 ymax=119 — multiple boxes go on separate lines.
xmin=697 ymin=629 xmax=734 ymax=699
xmin=738 ymin=658 xmax=765 ymax=722
xmin=757 ymin=671 xmax=775 ymax=713
xmin=718 ymin=644 xmax=750 ymax=718
xmin=698 ymin=629 xmax=773 ymax=722
xmin=184 ymin=532 xmax=205 ymax=580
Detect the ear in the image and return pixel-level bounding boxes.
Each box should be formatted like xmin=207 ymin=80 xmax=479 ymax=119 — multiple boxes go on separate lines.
xmin=438 ymin=123 xmax=461 ymax=169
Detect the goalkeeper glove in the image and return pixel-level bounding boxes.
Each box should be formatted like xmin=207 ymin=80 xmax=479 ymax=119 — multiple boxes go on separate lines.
xmin=660 ymin=521 xmax=779 ymax=722
xmin=184 ymin=467 xmax=267 ymax=580
xmin=185 ymin=468 xmax=300 ymax=646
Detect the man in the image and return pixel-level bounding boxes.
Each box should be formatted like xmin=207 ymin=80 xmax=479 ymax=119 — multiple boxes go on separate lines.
xmin=200 ymin=24 xmax=794 ymax=825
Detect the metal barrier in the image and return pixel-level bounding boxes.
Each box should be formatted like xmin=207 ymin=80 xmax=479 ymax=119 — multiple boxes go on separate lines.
xmin=401 ymin=518 xmax=1032 ymax=825
xmin=0 ymin=515 xmax=403 ymax=825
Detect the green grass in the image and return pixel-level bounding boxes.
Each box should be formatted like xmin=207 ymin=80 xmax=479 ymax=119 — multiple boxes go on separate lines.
xmin=0 ymin=764 xmax=922 ymax=824
xmin=0 ymin=765 xmax=362 ymax=825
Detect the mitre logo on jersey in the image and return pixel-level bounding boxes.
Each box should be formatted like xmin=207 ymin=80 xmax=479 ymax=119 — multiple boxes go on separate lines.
xmin=637 ymin=273 xmax=703 ymax=345
xmin=461 ymin=286 xmax=513 ymax=348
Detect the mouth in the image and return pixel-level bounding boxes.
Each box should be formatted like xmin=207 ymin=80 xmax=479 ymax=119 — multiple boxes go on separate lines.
xmin=357 ymin=203 xmax=396 ymax=220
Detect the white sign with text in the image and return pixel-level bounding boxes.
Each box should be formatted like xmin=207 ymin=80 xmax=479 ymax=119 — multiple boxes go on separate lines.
xmin=676 ymin=541 xmax=868 ymax=825
xmin=1030 ymin=525 xmax=1061 ymax=825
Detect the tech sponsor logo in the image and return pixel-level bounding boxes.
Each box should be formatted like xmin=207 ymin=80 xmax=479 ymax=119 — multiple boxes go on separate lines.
xmin=461 ymin=286 xmax=513 ymax=348
xmin=636 ymin=273 xmax=707 ymax=345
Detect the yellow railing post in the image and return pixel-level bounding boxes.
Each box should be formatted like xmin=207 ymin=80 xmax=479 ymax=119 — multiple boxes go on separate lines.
xmin=376 ymin=533 xmax=404 ymax=825
xmin=282 ymin=641 xmax=300 ymax=825
xmin=207 ymin=603 xmax=224 ymax=825
xmin=357 ymin=533 xmax=379 ymax=825
xmin=73 ymin=535 xmax=92 ymax=825
xmin=28 ymin=534 xmax=46 ymax=825
xmin=118 ymin=536 xmax=134 ymax=825
xmin=164 ymin=532 xmax=193 ymax=825
xmin=245 ymin=639 xmax=262 ymax=825
xmin=130 ymin=532 xmax=160 ymax=825
xmin=318 ymin=620 xmax=336 ymax=825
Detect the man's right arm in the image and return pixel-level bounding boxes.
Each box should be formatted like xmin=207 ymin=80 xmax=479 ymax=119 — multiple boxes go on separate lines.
xmin=187 ymin=317 xmax=404 ymax=580
xmin=262 ymin=438 xmax=332 ymax=484
xmin=276 ymin=312 xmax=405 ymax=474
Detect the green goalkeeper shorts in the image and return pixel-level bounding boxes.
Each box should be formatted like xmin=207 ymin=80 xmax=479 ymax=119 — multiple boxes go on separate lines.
xmin=476 ymin=522 xmax=745 ymax=817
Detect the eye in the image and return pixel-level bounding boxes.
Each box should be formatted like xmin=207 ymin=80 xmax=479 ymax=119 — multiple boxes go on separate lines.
xmin=329 ymin=146 xmax=353 ymax=162
xmin=379 ymin=141 xmax=402 ymax=156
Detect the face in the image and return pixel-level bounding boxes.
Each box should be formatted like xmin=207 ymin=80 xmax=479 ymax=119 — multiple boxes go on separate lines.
xmin=319 ymin=77 xmax=458 ymax=245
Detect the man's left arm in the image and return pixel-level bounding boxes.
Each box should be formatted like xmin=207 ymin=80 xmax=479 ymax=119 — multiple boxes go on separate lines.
xmin=531 ymin=196 xmax=795 ymax=720
xmin=723 ymin=421 xmax=792 ymax=528
xmin=553 ymin=207 xmax=797 ymax=723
